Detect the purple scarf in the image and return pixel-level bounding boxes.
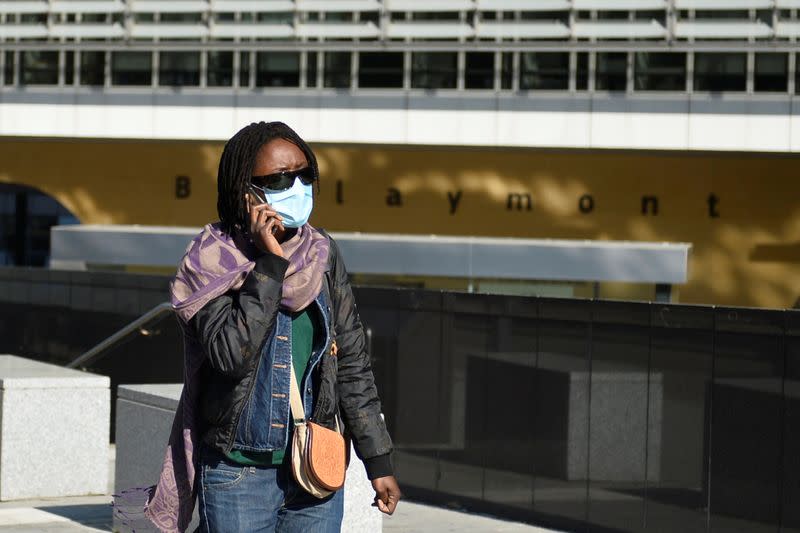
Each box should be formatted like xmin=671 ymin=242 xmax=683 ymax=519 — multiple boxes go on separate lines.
xmin=115 ymin=221 xmax=329 ymax=533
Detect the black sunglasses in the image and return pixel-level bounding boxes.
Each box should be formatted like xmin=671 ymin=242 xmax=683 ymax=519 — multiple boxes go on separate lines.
xmin=250 ymin=166 xmax=316 ymax=194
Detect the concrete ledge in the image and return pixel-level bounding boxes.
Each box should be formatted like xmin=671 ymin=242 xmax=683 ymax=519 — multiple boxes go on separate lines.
xmin=0 ymin=355 xmax=110 ymax=500
xmin=49 ymin=224 xmax=691 ymax=285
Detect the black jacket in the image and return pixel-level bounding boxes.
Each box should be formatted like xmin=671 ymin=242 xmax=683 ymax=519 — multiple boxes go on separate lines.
xmin=188 ymin=233 xmax=394 ymax=479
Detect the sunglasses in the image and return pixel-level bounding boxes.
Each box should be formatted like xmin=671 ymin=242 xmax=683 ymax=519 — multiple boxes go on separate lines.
xmin=250 ymin=166 xmax=316 ymax=194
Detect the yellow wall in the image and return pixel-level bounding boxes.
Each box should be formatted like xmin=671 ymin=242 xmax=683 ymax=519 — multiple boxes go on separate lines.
xmin=1 ymin=137 xmax=798 ymax=309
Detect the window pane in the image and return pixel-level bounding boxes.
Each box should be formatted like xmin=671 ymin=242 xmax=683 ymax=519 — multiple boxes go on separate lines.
xmin=576 ymin=52 xmax=588 ymax=90
xmin=411 ymin=52 xmax=457 ymax=89
xmin=160 ymin=12 xmax=202 ymax=22
xmin=64 ymin=51 xmax=74 ymax=85
xmin=80 ymin=51 xmax=104 ymax=86
xmin=22 ymin=51 xmax=58 ymax=85
xmin=20 ymin=13 xmax=46 ymax=23
xmin=239 ymin=51 xmax=250 ymax=87
xmin=596 ymin=52 xmax=627 ymax=91
xmin=465 ymin=52 xmax=494 ymax=89
xmin=256 ymin=11 xmax=293 ymax=23
xmin=4 ymin=51 xmax=14 ymax=85
xmin=256 ymin=52 xmax=300 ymax=87
xmin=797 ymin=53 xmax=800 ymax=95
xmin=520 ymin=52 xmax=569 ymax=90
xmin=412 ymin=11 xmax=458 ymax=21
xmin=754 ymin=53 xmax=787 ymax=93
xmin=694 ymin=53 xmax=746 ymax=92
xmin=324 ymin=52 xmax=351 ymax=88
xmin=634 ymin=52 xmax=685 ymax=91
xmin=159 ymin=52 xmax=200 ymax=86
xmin=207 ymin=51 xmax=233 ymax=87
xmin=111 ymin=51 xmax=152 ymax=86
xmin=325 ymin=11 xmax=353 ymax=22
xmin=500 ymin=52 xmax=513 ymax=90
xmin=358 ymin=52 xmax=403 ymax=88
xmin=306 ymin=51 xmax=318 ymax=88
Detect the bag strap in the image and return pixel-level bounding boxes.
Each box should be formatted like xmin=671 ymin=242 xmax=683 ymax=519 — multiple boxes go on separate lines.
xmin=289 ymin=360 xmax=342 ymax=433
xmin=289 ymin=359 xmax=306 ymax=425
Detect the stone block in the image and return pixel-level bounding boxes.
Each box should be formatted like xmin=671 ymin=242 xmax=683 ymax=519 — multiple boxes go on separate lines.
xmin=0 ymin=354 xmax=110 ymax=500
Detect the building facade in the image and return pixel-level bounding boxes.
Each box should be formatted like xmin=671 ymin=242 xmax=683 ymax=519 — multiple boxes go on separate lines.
xmin=0 ymin=0 xmax=799 ymax=308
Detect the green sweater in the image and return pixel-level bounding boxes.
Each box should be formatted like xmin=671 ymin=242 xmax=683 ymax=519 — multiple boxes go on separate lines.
xmin=225 ymin=307 xmax=318 ymax=466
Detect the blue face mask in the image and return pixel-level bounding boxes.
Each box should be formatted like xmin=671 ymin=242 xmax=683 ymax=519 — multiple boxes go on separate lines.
xmin=259 ymin=177 xmax=314 ymax=228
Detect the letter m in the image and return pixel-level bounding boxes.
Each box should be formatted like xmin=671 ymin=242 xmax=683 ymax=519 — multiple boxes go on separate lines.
xmin=507 ymin=193 xmax=532 ymax=211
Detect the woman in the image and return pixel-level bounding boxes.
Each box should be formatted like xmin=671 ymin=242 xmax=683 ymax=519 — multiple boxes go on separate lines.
xmin=144 ymin=121 xmax=401 ymax=532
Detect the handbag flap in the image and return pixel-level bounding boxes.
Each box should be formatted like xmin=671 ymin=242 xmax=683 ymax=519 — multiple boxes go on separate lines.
xmin=306 ymin=421 xmax=346 ymax=491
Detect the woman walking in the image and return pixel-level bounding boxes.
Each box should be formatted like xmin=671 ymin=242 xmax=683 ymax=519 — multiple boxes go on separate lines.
xmin=143 ymin=121 xmax=401 ymax=532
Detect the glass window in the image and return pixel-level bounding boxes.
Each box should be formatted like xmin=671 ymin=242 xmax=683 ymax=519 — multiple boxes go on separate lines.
xmin=0 ymin=184 xmax=79 ymax=267
xmin=256 ymin=52 xmax=300 ymax=87
xmin=306 ymin=51 xmax=318 ymax=88
xmin=635 ymin=10 xmax=666 ymax=24
xmin=4 ymin=51 xmax=15 ymax=85
xmin=634 ymin=52 xmax=686 ymax=91
xmin=256 ymin=12 xmax=293 ymax=23
xmin=521 ymin=11 xmax=569 ymax=23
xmin=64 ymin=51 xmax=74 ymax=85
xmin=596 ymin=52 xmax=627 ymax=91
xmin=694 ymin=53 xmax=746 ymax=92
xmin=576 ymin=52 xmax=589 ymax=90
xmin=756 ymin=9 xmax=773 ymax=24
xmin=21 ymin=51 xmax=58 ymax=85
xmin=323 ymin=52 xmax=351 ymax=88
xmin=797 ymin=53 xmax=800 ymax=95
xmin=358 ymin=52 xmax=403 ymax=88
xmin=500 ymin=52 xmax=513 ymax=90
xmin=754 ymin=53 xmax=787 ymax=92
xmin=80 ymin=51 xmax=104 ymax=86
xmin=111 ymin=51 xmax=152 ymax=86
xmin=411 ymin=11 xmax=459 ymax=21
xmin=597 ymin=10 xmax=629 ymax=19
xmin=520 ymin=52 xmax=569 ymax=90
xmin=465 ymin=52 xmax=494 ymax=89
xmin=411 ymin=52 xmax=457 ymax=89
xmin=133 ymin=13 xmax=154 ymax=23
xmin=694 ymin=10 xmax=747 ymax=19
xmin=160 ymin=12 xmax=202 ymax=23
xmin=325 ymin=12 xmax=354 ymax=22
xmin=360 ymin=11 xmax=379 ymax=25
xmin=159 ymin=52 xmax=200 ymax=86
xmin=20 ymin=13 xmax=46 ymax=23
xmin=239 ymin=51 xmax=251 ymax=87
xmin=207 ymin=51 xmax=233 ymax=87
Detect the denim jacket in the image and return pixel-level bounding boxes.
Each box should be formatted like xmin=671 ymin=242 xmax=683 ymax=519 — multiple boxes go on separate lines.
xmin=232 ymin=291 xmax=331 ymax=451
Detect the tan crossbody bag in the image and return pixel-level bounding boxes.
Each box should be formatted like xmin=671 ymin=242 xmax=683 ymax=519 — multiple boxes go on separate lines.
xmin=289 ymin=341 xmax=348 ymax=498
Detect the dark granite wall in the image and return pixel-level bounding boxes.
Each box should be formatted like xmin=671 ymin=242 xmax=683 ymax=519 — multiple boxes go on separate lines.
xmin=1 ymin=266 xmax=798 ymax=533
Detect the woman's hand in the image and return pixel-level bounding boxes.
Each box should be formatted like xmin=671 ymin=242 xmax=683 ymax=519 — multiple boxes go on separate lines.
xmin=371 ymin=476 xmax=402 ymax=515
xmin=246 ymin=193 xmax=285 ymax=257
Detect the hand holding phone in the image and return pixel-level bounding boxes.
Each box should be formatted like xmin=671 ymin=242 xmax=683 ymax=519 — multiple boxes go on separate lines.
xmin=245 ymin=190 xmax=285 ymax=257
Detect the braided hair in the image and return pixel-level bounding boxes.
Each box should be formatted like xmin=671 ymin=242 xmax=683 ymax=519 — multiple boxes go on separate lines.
xmin=217 ymin=121 xmax=320 ymax=238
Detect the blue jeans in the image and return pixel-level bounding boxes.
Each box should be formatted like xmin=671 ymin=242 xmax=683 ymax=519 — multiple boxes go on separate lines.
xmin=197 ymin=445 xmax=344 ymax=533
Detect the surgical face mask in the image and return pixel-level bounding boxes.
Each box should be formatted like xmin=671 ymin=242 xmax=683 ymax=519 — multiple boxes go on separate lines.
xmin=254 ymin=177 xmax=314 ymax=228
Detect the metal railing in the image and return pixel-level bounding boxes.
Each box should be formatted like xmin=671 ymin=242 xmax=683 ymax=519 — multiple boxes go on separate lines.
xmin=66 ymin=302 xmax=173 ymax=370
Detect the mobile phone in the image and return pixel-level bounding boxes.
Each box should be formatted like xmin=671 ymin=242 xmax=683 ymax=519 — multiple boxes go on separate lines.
xmin=248 ymin=183 xmax=268 ymax=205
